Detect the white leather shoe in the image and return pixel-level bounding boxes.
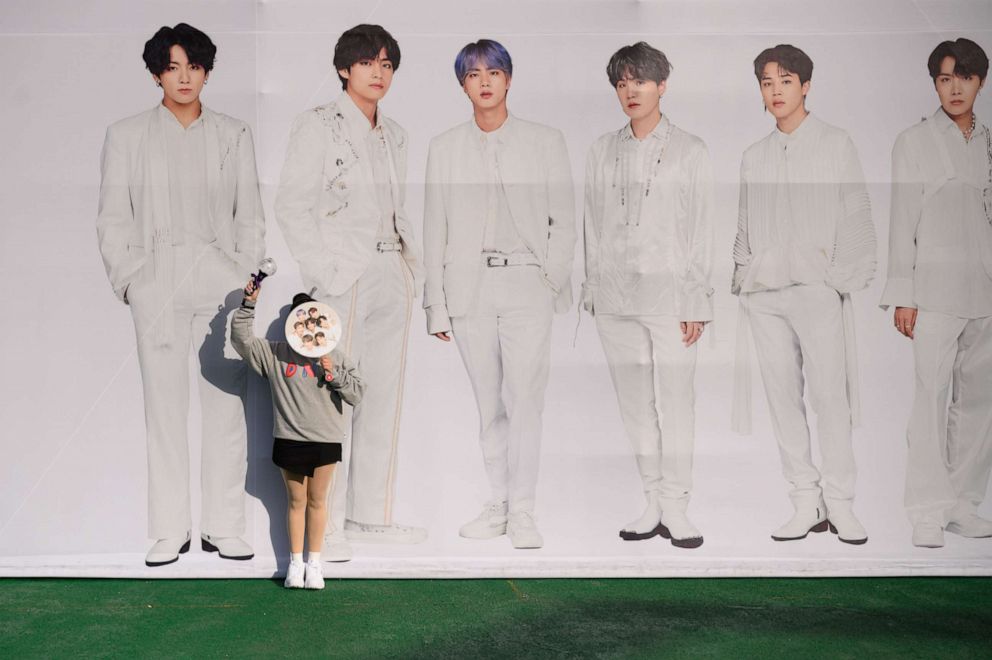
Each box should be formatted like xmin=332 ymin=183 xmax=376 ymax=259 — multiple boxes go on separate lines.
xmin=145 ymin=531 xmax=191 ymax=567
xmin=946 ymin=513 xmax=992 ymax=538
xmin=322 ymin=530 xmax=353 ymax=562
xmin=459 ymin=500 xmax=508 ymax=539
xmin=825 ymin=502 xmax=868 ymax=545
xmin=304 ymin=560 xmax=325 ymax=590
xmin=912 ymin=521 xmax=945 ymax=548
xmin=344 ymin=520 xmax=428 ymax=544
xmin=619 ymin=497 xmax=663 ymax=541
xmin=507 ymin=512 xmax=544 ymax=549
xmin=771 ymin=500 xmax=828 ymax=541
xmin=284 ymin=560 xmax=305 ymax=588
xmin=201 ymin=534 xmax=254 ymax=560
xmin=659 ymin=509 xmax=704 ymax=549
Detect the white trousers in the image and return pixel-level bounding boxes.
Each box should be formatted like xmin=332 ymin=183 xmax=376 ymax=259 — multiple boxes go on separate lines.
xmin=906 ymin=311 xmax=992 ymax=525
xmin=451 ymin=265 xmax=554 ymax=514
xmin=744 ymin=284 xmax=856 ymax=507
xmin=595 ymin=314 xmax=697 ymax=507
xmin=323 ymin=250 xmax=414 ymax=526
xmin=129 ymin=245 xmax=248 ymax=539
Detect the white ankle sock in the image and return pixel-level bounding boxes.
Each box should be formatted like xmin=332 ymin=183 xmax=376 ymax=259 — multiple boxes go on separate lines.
xmin=290 ymin=552 xmax=303 ymax=564
xmin=307 ymin=552 xmax=321 ymax=564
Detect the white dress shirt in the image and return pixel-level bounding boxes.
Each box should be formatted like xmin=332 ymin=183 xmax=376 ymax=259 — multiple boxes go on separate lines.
xmin=880 ymin=108 xmax=992 ymax=317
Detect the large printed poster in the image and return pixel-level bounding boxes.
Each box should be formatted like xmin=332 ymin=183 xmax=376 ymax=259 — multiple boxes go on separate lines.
xmin=1 ymin=0 xmax=991 ymax=577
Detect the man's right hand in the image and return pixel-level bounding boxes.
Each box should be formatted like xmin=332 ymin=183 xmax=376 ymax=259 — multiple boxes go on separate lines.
xmin=433 ymin=332 xmax=451 ymax=342
xmin=894 ymin=307 xmax=917 ymax=339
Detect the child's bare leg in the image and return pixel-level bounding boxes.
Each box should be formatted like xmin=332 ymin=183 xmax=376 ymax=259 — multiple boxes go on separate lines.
xmin=282 ymin=469 xmax=308 ymax=554
xmin=306 ymin=464 xmax=337 ymax=553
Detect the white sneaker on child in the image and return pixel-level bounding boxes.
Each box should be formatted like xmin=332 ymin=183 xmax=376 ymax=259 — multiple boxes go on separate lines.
xmin=284 ymin=561 xmax=305 ymax=589
xmin=304 ymin=560 xmax=325 ymax=590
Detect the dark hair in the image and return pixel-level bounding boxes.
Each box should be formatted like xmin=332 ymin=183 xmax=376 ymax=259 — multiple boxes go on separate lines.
xmin=334 ymin=24 xmax=401 ymax=90
xmin=292 ymin=293 xmax=315 ymax=308
xmin=606 ymin=42 xmax=672 ymax=86
xmin=753 ymin=44 xmax=813 ymax=84
xmin=142 ymin=23 xmax=216 ymax=75
xmin=928 ymin=38 xmax=989 ymax=82
xmin=454 ymin=39 xmax=513 ymax=85
xmin=294 ymin=322 xmax=304 ymax=329
xmin=315 ymin=332 xmax=325 ymax=338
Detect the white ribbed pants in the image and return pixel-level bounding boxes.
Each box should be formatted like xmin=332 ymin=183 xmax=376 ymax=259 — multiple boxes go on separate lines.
xmin=906 ymin=310 xmax=992 ymax=525
xmin=595 ymin=314 xmax=697 ymax=507
xmin=451 ymin=266 xmax=554 ymax=515
xmin=744 ymin=284 xmax=856 ymax=507
xmin=130 ymin=245 xmax=248 ymax=539
xmin=323 ymin=250 xmax=414 ymax=527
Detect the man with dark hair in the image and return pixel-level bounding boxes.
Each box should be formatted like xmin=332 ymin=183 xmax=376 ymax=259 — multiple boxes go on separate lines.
xmin=731 ymin=44 xmax=876 ymax=545
xmin=881 ymin=38 xmax=992 ymax=548
xmin=583 ymin=42 xmax=713 ymax=549
xmin=96 ymin=23 xmax=265 ymax=566
xmin=752 ymin=44 xmax=813 ymax=85
xmin=276 ymin=24 xmax=425 ymax=557
xmin=423 ymin=39 xmax=576 ymax=549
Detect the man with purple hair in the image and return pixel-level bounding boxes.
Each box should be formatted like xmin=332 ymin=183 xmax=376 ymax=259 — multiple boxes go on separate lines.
xmin=423 ymin=39 xmax=576 ymax=549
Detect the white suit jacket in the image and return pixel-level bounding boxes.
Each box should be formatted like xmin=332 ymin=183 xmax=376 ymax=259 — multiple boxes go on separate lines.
xmin=275 ymin=93 xmax=423 ymax=298
xmin=96 ymin=105 xmax=265 ymax=302
xmin=423 ymin=114 xmax=577 ymax=334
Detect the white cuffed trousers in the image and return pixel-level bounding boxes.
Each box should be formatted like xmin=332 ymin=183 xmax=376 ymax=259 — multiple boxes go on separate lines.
xmin=451 ymin=263 xmax=554 ymax=515
xmin=595 ymin=314 xmax=697 ymax=508
xmin=906 ymin=310 xmax=992 ymax=525
xmin=129 ymin=244 xmax=248 ymax=539
xmin=744 ymin=283 xmax=856 ymax=508
xmin=323 ymin=243 xmax=414 ymax=527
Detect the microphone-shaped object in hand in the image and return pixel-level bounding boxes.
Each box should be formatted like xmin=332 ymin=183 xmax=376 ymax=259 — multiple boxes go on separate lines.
xmin=251 ymin=258 xmax=277 ymax=288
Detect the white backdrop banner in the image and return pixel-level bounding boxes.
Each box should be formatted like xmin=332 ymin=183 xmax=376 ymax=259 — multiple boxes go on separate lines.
xmin=1 ymin=0 xmax=991 ymax=577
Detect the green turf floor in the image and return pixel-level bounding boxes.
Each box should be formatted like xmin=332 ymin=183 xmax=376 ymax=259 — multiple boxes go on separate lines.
xmin=1 ymin=578 xmax=990 ymax=658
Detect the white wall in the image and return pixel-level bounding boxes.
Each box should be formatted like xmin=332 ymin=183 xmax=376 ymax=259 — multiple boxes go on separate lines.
xmin=1 ymin=0 xmax=991 ymax=576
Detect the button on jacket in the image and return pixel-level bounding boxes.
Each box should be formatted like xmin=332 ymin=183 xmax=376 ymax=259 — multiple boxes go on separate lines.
xmin=423 ymin=114 xmax=577 ymax=335
xmin=583 ymin=115 xmax=715 ymax=320
xmin=275 ymin=92 xmax=423 ymax=298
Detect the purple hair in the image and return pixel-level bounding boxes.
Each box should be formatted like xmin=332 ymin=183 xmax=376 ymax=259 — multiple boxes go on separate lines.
xmin=454 ymin=39 xmax=513 ymax=85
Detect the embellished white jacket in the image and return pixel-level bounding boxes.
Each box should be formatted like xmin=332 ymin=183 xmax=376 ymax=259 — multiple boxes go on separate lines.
xmin=582 ymin=115 xmax=715 ymax=320
xmin=275 ymin=93 xmax=423 ymax=298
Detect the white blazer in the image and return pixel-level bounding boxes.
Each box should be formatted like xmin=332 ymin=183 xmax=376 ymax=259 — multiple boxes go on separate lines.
xmin=422 ymin=114 xmax=576 ymax=334
xmin=96 ymin=105 xmax=265 ymax=302
xmin=275 ymin=93 xmax=423 ymax=298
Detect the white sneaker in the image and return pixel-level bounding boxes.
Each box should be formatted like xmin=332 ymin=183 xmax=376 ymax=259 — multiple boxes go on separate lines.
xmin=507 ymin=512 xmax=544 ymax=549
xmin=200 ymin=534 xmax=254 ymax=560
xmin=304 ymin=560 xmax=325 ymax=590
xmin=459 ymin=501 xmax=508 ymax=539
xmin=912 ymin=521 xmax=945 ymax=548
xmin=322 ymin=530 xmax=353 ymax=562
xmin=145 ymin=531 xmax=191 ymax=567
xmin=946 ymin=513 xmax=992 ymax=538
xmin=284 ymin=560 xmax=305 ymax=589
xmin=344 ymin=519 xmax=428 ymax=544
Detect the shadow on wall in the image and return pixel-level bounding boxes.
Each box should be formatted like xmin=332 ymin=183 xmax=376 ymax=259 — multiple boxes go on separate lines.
xmin=197 ymin=289 xmax=293 ymax=570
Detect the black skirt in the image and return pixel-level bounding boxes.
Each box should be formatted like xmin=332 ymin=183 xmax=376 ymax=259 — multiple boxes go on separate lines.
xmin=272 ymin=438 xmax=342 ymax=477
